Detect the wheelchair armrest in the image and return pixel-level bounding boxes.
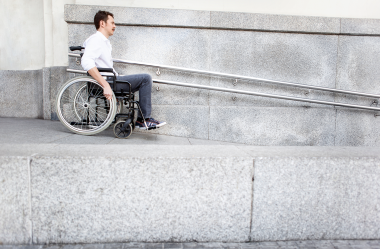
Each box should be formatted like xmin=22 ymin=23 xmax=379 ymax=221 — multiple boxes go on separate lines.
xmin=69 ymin=46 xmax=85 ymax=51
xmin=115 ymin=80 xmax=131 ymax=84
xmin=115 ymin=80 xmax=133 ymax=96
xmin=97 ymin=68 xmax=114 ymax=73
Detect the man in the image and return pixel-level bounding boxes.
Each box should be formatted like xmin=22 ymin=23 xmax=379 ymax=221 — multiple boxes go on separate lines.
xmin=81 ymin=10 xmax=166 ymax=130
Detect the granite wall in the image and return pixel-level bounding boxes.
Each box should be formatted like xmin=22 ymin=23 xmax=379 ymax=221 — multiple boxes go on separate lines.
xmin=64 ymin=5 xmax=380 ymax=146
xmin=1 ymin=145 xmax=380 ymax=244
xmin=2 ymin=5 xmax=380 ymax=145
xmin=0 ymin=70 xmax=44 ymax=119
xmin=0 ymin=67 xmax=67 ymax=120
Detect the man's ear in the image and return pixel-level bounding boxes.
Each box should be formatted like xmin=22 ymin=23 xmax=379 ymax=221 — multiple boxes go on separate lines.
xmin=100 ymin=20 xmax=105 ymax=28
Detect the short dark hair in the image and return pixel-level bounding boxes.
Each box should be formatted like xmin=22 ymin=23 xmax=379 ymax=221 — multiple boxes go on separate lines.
xmin=94 ymin=10 xmax=114 ymax=30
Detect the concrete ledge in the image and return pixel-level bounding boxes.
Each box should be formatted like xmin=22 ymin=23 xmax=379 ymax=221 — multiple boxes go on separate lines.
xmin=341 ymin=18 xmax=380 ymax=35
xmin=65 ymin=4 xmax=380 ymax=35
xmin=64 ymin=5 xmax=210 ymax=28
xmin=1 ymin=144 xmax=254 ymax=244
xmin=31 ymin=156 xmax=253 ymax=244
xmin=0 ymin=157 xmax=31 ymax=245
xmin=251 ymin=156 xmax=380 ymax=241
xmin=210 ymin=12 xmax=340 ymax=34
xmin=1 ymin=141 xmax=380 ymax=244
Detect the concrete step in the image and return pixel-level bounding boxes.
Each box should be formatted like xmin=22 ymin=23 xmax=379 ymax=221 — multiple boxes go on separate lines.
xmin=1 ymin=118 xmax=380 ymax=245
xmin=2 ymin=240 xmax=380 ymax=249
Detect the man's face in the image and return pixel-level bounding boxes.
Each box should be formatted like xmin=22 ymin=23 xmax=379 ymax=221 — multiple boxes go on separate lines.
xmin=102 ymin=15 xmax=116 ymax=36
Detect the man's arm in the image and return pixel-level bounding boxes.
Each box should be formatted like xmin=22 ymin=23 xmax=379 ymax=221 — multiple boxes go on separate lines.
xmin=81 ymin=36 xmax=113 ymax=100
xmin=87 ymin=67 xmax=113 ymax=100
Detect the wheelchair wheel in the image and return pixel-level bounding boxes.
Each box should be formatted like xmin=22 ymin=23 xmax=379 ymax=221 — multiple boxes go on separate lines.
xmin=113 ymin=120 xmax=133 ymax=138
xmin=56 ymin=76 xmax=117 ymax=135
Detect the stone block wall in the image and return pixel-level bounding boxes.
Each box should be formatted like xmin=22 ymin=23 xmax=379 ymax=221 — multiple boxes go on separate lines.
xmin=1 ymin=146 xmax=380 ymax=244
xmin=63 ymin=5 xmax=380 ymax=146
xmin=2 ymin=5 xmax=380 ymax=145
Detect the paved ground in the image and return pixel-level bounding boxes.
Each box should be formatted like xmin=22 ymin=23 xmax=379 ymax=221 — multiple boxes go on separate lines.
xmin=0 ymin=117 xmax=246 ymax=146
xmin=1 ymin=241 xmax=380 ymax=249
xmin=2 ymin=117 xmax=380 ymax=158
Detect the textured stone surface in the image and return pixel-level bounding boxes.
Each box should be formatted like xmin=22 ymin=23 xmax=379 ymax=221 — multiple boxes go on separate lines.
xmin=253 ymin=13 xmax=340 ymax=34
xmin=208 ymin=30 xmax=338 ymax=107
xmin=210 ymin=12 xmax=255 ymax=30
xmin=335 ymin=35 xmax=380 ymax=106
xmin=31 ymin=156 xmax=253 ymax=244
xmin=42 ymin=67 xmax=51 ymax=120
xmin=335 ymin=109 xmax=380 ymax=146
xmin=49 ymin=66 xmax=69 ymax=121
xmin=209 ymin=106 xmax=336 ymax=146
xmin=112 ymin=25 xmax=211 ymax=106
xmin=65 ymin=5 xmax=210 ymax=28
xmin=251 ymin=157 xmax=380 ymax=241
xmin=65 ymin=5 xmax=348 ymax=35
xmin=239 ymin=146 xmax=380 ymax=158
xmin=2 ymin=240 xmax=380 ymax=248
xmin=0 ymin=118 xmax=71 ymax=144
xmin=0 ymin=157 xmax=31 ymax=244
xmin=141 ymin=105 xmax=210 ymax=140
xmin=341 ymin=18 xmax=380 ymax=35
xmin=0 ymin=70 xmax=43 ymax=118
xmin=210 ymin=12 xmax=340 ymax=34
xmin=0 ymin=117 xmax=242 ymax=148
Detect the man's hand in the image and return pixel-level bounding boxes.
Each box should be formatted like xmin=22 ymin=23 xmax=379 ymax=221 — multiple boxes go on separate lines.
xmin=103 ymin=85 xmax=113 ymax=100
xmin=87 ymin=67 xmax=114 ymax=100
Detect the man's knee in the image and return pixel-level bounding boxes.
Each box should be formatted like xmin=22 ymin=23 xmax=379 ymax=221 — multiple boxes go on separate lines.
xmin=142 ymin=74 xmax=152 ymax=88
xmin=143 ymin=74 xmax=152 ymax=83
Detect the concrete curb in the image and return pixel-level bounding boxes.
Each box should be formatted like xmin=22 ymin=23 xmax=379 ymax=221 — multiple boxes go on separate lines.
xmin=1 ymin=142 xmax=380 ymax=244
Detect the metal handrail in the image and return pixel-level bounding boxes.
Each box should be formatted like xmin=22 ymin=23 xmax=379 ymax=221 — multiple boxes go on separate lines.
xmin=66 ymin=68 xmax=380 ymax=111
xmin=69 ymin=53 xmax=380 ymax=99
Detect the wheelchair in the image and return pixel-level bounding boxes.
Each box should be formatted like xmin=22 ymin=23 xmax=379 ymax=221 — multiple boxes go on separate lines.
xmin=56 ymin=46 xmax=156 ymax=138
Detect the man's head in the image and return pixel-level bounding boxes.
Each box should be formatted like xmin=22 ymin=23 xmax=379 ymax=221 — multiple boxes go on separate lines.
xmin=94 ymin=10 xmax=115 ymax=37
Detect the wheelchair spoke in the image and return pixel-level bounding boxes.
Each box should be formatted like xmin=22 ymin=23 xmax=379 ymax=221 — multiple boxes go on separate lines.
xmin=94 ymin=88 xmax=102 ymax=98
xmin=80 ymin=105 xmax=87 ymax=122
xmin=60 ymin=95 xmax=74 ymax=103
xmin=78 ymin=91 xmax=87 ymax=104
xmin=89 ymin=83 xmax=101 ymax=98
xmin=115 ymin=127 xmax=124 ymax=136
xmin=56 ymin=76 xmax=116 ymax=135
xmin=89 ymin=104 xmax=107 ymax=118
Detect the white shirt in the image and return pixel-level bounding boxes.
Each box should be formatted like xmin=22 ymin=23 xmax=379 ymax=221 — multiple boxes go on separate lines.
xmin=81 ymin=31 xmax=118 ymax=76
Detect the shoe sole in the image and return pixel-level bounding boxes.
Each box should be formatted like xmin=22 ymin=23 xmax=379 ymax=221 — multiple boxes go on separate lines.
xmin=154 ymin=122 xmax=167 ymax=128
xmin=136 ymin=125 xmax=157 ymax=130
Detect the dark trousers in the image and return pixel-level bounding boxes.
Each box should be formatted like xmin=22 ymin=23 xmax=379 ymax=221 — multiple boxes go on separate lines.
xmin=108 ymin=74 xmax=152 ymax=119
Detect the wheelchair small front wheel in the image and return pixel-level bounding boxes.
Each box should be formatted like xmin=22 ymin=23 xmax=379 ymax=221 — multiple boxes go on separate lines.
xmin=56 ymin=76 xmax=117 ymax=135
xmin=113 ymin=121 xmax=133 ymax=139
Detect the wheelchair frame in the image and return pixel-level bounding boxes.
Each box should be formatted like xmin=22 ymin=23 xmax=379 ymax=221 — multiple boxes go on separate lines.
xmin=56 ymin=46 xmax=155 ymax=138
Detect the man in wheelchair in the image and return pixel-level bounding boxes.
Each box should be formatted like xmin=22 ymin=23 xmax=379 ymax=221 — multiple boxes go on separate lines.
xmin=81 ymin=10 xmax=166 ymax=130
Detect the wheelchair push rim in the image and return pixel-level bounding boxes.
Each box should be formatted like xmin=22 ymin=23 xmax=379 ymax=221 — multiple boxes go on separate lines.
xmin=56 ymin=76 xmax=117 ymax=135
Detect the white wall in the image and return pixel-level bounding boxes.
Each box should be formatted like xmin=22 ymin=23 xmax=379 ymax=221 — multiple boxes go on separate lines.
xmin=1 ymin=0 xmax=380 ymax=70
xmin=0 ymin=0 xmax=45 ymax=70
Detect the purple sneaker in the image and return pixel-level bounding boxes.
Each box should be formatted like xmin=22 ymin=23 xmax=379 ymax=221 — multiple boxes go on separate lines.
xmin=135 ymin=119 xmax=156 ymax=130
xmin=146 ymin=118 xmax=166 ymax=128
